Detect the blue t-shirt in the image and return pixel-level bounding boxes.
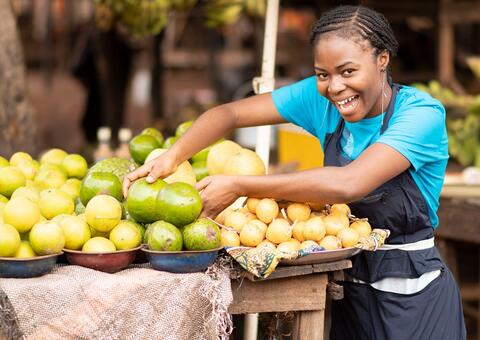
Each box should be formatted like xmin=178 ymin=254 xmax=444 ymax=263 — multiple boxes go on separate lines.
xmin=272 ymin=76 xmax=449 ymax=227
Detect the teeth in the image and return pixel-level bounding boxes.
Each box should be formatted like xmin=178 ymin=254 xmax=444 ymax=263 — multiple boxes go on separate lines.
xmin=337 ymin=95 xmax=356 ymax=105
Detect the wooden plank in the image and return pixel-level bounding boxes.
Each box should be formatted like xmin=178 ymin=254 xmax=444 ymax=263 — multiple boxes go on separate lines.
xmin=243 ymin=264 xmax=314 ymax=282
xmin=441 ymin=184 xmax=480 ymax=198
xmin=460 ymin=284 xmax=480 ymax=301
xmin=229 ymin=274 xmax=328 ymax=314
xmin=437 ymin=198 xmax=480 ymax=244
xmin=327 ymin=282 xmax=344 ymax=300
xmin=312 ymin=260 xmax=352 ymax=274
xmin=292 ymin=310 xmax=325 ymax=340
xmin=438 ymin=5 xmax=454 ymax=86
xmin=440 ymin=2 xmax=480 ymax=24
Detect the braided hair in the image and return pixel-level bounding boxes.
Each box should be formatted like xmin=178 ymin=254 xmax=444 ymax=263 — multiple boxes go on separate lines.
xmin=310 ymin=5 xmax=398 ymax=60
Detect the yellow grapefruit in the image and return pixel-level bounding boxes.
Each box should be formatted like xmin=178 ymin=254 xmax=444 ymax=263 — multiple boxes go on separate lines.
xmin=3 ymin=197 xmax=41 ymax=233
xmin=223 ymin=148 xmax=266 ymax=176
xmin=207 ymin=140 xmax=242 ymax=175
xmin=82 ymin=237 xmax=116 ymax=253
xmin=85 ymin=195 xmax=122 ymax=232
xmin=0 ymin=224 xmax=21 ymax=257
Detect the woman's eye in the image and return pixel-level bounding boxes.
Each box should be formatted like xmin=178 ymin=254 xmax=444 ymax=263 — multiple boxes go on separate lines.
xmin=316 ymin=73 xmax=328 ymax=80
xmin=343 ymin=69 xmax=355 ymax=76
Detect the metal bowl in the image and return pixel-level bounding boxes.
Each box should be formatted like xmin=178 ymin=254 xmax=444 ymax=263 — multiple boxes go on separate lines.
xmin=63 ymin=246 xmax=141 ymax=273
xmin=142 ymin=247 xmax=221 ymax=273
xmin=280 ymin=247 xmax=362 ymax=266
xmin=0 ymin=253 xmax=62 ymax=278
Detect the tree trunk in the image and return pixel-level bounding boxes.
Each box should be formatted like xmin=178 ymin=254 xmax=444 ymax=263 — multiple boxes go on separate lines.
xmin=0 ymin=1 xmax=36 ymax=156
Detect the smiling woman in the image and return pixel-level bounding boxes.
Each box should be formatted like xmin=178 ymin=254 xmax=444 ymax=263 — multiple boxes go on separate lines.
xmin=122 ymin=5 xmax=466 ymax=339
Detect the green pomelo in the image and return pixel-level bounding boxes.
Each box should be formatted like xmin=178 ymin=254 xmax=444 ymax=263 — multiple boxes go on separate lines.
xmin=191 ymin=161 xmax=209 ymax=181
xmin=141 ymin=127 xmax=164 ymax=146
xmin=129 ymin=134 xmax=161 ymax=164
xmin=80 ymin=171 xmax=123 ymax=205
xmin=147 ymin=220 xmax=183 ymax=251
xmin=89 ymin=157 xmax=137 ymax=181
xmin=162 ymin=136 xmax=178 ymax=149
xmin=191 ymin=146 xmax=210 ymax=163
xmin=175 ymin=120 xmax=193 ymax=137
xmin=182 ymin=217 xmax=221 ymax=250
xmin=157 ymin=182 xmax=202 ymax=226
xmin=126 ymin=178 xmax=167 ymax=223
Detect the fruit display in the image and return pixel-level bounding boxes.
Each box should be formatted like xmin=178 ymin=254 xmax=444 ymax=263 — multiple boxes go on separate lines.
xmin=205 ymin=0 xmax=267 ymax=28
xmin=217 ymin=199 xmax=373 ymax=254
xmin=413 ymin=57 xmax=480 ymax=167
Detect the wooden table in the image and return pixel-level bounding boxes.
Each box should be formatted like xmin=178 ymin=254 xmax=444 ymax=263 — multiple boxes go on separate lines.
xmin=229 ymin=259 xmax=352 ymax=340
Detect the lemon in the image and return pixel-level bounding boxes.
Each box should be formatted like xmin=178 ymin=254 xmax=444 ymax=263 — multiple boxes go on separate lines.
xmin=39 ymin=189 xmax=75 ymax=219
xmin=40 ymin=148 xmax=68 ymax=165
xmin=224 ymin=210 xmax=249 ymax=233
xmin=85 ymin=195 xmax=122 ymax=232
xmin=9 ymin=152 xmax=32 ymax=166
xmin=34 ymin=164 xmax=68 ymax=189
xmin=3 ymin=197 xmax=41 ymax=233
xmin=300 ymin=240 xmax=320 ymax=251
xmin=277 ymin=239 xmax=301 ymax=255
xmin=239 ymin=223 xmax=264 ymax=247
xmin=292 ymin=221 xmax=306 ymax=242
xmin=256 ymin=239 xmax=277 ymax=251
xmin=60 ymin=178 xmax=82 ymax=199
xmin=246 ymin=198 xmax=260 ymax=214
xmin=350 ymin=220 xmax=372 ymax=238
xmin=0 ymin=166 xmax=26 ymax=197
xmin=14 ymin=241 xmax=37 ymax=258
xmin=303 ymin=217 xmax=326 ymax=242
xmin=59 ymin=215 xmax=91 ymax=250
xmin=249 ymin=219 xmax=267 ymax=235
xmin=256 ymin=199 xmax=279 ymax=224
xmin=109 ymin=220 xmax=142 ymax=250
xmin=82 ymin=237 xmax=116 ymax=253
xmin=11 ymin=186 xmax=40 ymax=203
xmin=221 ymin=229 xmax=240 ymax=247
xmin=330 ymin=204 xmax=351 ymax=216
xmin=29 ymin=221 xmax=65 ymax=255
xmin=0 ymin=224 xmax=21 ymax=257
xmin=323 ymin=214 xmax=349 ymax=236
xmin=0 ymin=156 xmax=9 ymax=168
xmin=319 ymin=235 xmax=342 ymax=250
xmin=266 ymin=218 xmax=292 ymax=244
xmin=62 ymin=154 xmax=88 ymax=179
xmin=337 ymin=228 xmax=360 ymax=248
xmin=15 ymin=159 xmax=39 ymax=180
xmin=287 ymin=203 xmax=311 ymax=222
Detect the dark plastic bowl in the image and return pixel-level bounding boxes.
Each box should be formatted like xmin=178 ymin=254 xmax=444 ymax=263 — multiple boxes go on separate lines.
xmin=0 ymin=253 xmax=61 ymax=278
xmin=142 ymin=247 xmax=221 ymax=273
xmin=63 ymin=246 xmax=141 ymax=273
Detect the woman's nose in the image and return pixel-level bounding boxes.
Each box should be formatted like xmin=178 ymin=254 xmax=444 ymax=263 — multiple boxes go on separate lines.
xmin=328 ymin=76 xmax=347 ymax=95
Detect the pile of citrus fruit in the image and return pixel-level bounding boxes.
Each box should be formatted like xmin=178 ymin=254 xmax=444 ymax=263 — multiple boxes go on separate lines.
xmin=217 ymin=199 xmax=372 ymax=254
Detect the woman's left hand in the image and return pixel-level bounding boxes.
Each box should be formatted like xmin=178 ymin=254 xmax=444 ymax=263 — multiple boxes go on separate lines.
xmin=195 ymin=175 xmax=243 ymax=218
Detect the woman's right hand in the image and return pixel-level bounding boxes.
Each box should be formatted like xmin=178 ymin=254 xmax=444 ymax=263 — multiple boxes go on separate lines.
xmin=122 ymin=152 xmax=178 ymax=198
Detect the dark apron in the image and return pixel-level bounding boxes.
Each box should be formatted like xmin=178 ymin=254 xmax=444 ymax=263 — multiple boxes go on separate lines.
xmin=326 ymin=84 xmax=466 ymax=340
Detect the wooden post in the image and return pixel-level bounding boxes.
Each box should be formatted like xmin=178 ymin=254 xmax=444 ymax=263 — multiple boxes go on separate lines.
xmin=438 ymin=0 xmax=454 ymax=86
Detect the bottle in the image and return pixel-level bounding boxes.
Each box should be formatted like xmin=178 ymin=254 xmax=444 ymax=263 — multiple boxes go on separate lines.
xmin=115 ymin=127 xmax=132 ymax=159
xmin=93 ymin=127 xmax=113 ymax=162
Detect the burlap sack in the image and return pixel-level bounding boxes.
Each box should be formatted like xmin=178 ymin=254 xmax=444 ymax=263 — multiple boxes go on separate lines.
xmin=0 ymin=262 xmax=233 ymax=340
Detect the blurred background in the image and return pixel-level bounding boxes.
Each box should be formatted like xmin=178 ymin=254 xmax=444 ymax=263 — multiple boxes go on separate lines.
xmin=2 ymin=0 xmax=480 ymax=338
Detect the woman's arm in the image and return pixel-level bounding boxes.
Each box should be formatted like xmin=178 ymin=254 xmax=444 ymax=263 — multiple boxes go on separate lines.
xmin=123 ymin=93 xmax=286 ymax=195
xmin=197 ymin=143 xmax=411 ymax=217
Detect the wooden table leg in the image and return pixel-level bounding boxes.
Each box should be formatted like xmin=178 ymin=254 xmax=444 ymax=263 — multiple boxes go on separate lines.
xmin=292 ymin=310 xmax=325 ymax=340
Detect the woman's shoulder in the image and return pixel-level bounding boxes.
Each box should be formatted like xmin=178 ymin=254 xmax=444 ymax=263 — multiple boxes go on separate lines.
xmin=396 ymin=85 xmax=445 ymax=114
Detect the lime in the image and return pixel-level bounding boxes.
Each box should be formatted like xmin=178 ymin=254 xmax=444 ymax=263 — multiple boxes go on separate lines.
xmin=82 ymin=237 xmax=116 ymax=253
xmin=191 ymin=160 xmax=209 ymax=181
xmin=14 ymin=241 xmax=36 ymax=258
xmin=59 ymin=215 xmax=91 ymax=250
xmin=40 ymin=148 xmax=68 ymax=165
xmin=0 ymin=224 xmax=21 ymax=257
xmin=191 ymin=146 xmax=211 ymax=163
xmin=0 ymin=156 xmax=9 ymax=168
xmin=141 ymin=127 xmax=164 ymax=146
xmin=39 ymin=189 xmax=75 ymax=219
xmin=16 ymin=159 xmax=40 ymax=180
xmin=157 ymin=182 xmax=202 ymax=226
xmin=85 ymin=195 xmax=122 ymax=232
xmin=183 ymin=218 xmax=221 ymax=250
xmin=129 ymin=134 xmax=161 ymax=164
xmin=4 ymin=197 xmax=41 ymax=233
xmin=29 ymin=221 xmax=65 ymax=255
xmin=125 ymin=178 xmax=167 ymax=223
xmin=175 ymin=120 xmax=193 ymax=137
xmin=0 ymin=166 xmax=26 ymax=197
xmin=9 ymin=152 xmax=32 ymax=166
xmin=109 ymin=220 xmax=142 ymax=250
xmin=162 ymin=136 xmax=178 ymax=149
xmin=11 ymin=186 xmax=40 ymax=203
xmin=147 ymin=220 xmax=183 ymax=251
xmin=79 ymin=171 xmax=122 ymax=205
xmin=62 ymin=154 xmax=88 ymax=179
xmin=34 ymin=163 xmax=67 ymax=189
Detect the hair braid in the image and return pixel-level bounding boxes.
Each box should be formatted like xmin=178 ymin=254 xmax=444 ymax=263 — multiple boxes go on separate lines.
xmin=309 ymin=5 xmax=398 ymax=59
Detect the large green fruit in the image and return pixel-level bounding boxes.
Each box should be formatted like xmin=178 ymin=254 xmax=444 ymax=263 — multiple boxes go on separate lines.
xmin=147 ymin=220 xmax=183 ymax=251
xmin=191 ymin=146 xmax=211 ymax=163
xmin=79 ymin=171 xmax=123 ymax=205
xmin=175 ymin=120 xmax=193 ymax=137
xmin=129 ymin=134 xmax=161 ymax=164
xmin=125 ymin=178 xmax=167 ymax=223
xmin=162 ymin=136 xmax=178 ymax=149
xmin=191 ymin=161 xmax=209 ymax=181
xmin=141 ymin=127 xmax=164 ymax=146
xmin=182 ymin=218 xmax=221 ymax=250
xmin=89 ymin=157 xmax=137 ymax=181
xmin=157 ymin=182 xmax=202 ymax=226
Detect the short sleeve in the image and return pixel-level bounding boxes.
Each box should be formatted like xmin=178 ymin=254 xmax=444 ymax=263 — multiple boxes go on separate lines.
xmin=377 ymin=91 xmax=449 ymax=170
xmin=272 ymin=76 xmax=329 ymax=137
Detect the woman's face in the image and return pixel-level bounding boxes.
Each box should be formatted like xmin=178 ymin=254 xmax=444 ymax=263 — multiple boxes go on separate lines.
xmin=313 ymin=34 xmax=389 ymax=122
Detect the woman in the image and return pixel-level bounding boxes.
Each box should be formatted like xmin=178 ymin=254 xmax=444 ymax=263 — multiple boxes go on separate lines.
xmin=124 ymin=6 xmax=466 ymax=339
